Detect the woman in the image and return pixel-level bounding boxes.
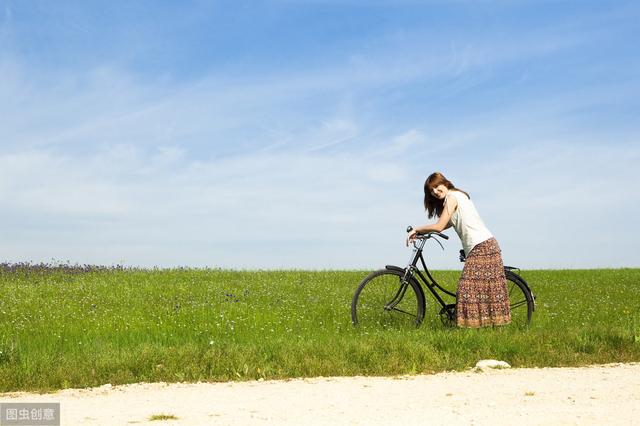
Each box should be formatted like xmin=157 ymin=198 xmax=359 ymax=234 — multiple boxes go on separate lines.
xmin=406 ymin=172 xmax=511 ymax=328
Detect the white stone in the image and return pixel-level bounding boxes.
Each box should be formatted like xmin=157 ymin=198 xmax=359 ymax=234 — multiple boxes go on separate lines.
xmin=474 ymin=360 xmax=511 ymax=371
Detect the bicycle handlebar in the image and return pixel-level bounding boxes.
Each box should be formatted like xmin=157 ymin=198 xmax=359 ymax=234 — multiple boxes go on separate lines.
xmin=406 ymin=226 xmax=449 ymax=240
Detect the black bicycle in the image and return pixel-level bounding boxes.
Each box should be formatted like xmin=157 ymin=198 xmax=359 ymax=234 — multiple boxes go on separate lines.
xmin=351 ymin=227 xmax=535 ymax=328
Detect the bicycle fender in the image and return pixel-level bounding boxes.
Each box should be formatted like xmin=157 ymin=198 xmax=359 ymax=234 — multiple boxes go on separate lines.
xmin=385 ymin=265 xmax=405 ymax=273
xmin=505 ymin=269 xmax=536 ymax=311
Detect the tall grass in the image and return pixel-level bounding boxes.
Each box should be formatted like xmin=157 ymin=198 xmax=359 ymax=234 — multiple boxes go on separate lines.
xmin=1 ymin=264 xmax=639 ymax=392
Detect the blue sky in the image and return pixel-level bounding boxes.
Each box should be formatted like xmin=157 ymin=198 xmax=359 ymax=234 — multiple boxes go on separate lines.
xmin=1 ymin=0 xmax=638 ymax=269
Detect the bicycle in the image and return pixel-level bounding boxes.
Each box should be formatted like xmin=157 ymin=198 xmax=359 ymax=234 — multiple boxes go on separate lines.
xmin=351 ymin=227 xmax=536 ymax=328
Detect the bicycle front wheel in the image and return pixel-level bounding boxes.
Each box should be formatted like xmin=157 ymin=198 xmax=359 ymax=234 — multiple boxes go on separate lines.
xmin=351 ymin=269 xmax=425 ymax=329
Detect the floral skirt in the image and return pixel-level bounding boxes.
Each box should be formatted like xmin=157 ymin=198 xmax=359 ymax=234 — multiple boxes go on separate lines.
xmin=456 ymin=238 xmax=511 ymax=328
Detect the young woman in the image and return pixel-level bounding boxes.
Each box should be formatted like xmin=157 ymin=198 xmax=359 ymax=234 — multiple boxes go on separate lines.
xmin=406 ymin=172 xmax=511 ymax=328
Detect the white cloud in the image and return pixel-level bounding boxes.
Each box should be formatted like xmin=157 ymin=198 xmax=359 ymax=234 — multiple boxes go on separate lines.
xmin=5 ymin=135 xmax=636 ymax=270
xmin=0 ymin=143 xmax=420 ymax=268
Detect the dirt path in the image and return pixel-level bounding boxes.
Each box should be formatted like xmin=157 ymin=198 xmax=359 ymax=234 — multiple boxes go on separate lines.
xmin=2 ymin=363 xmax=639 ymax=425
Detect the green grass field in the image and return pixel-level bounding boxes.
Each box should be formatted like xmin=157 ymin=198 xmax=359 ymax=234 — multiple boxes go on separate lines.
xmin=1 ymin=264 xmax=639 ymax=392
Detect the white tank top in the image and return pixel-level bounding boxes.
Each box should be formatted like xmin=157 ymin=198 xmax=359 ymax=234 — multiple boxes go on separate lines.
xmin=446 ymin=190 xmax=493 ymax=255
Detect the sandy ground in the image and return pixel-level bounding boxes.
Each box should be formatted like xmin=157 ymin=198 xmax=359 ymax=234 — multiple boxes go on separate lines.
xmin=1 ymin=363 xmax=639 ymax=426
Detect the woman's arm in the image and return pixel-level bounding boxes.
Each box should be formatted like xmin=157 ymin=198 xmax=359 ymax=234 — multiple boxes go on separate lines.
xmin=406 ymin=195 xmax=457 ymax=245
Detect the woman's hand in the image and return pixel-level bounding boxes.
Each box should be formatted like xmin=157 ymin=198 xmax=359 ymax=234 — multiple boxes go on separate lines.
xmin=406 ymin=228 xmax=418 ymax=246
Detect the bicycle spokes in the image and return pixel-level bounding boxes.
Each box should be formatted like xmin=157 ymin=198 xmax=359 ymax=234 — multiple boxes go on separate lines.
xmin=352 ymin=270 xmax=423 ymax=328
xmin=387 ymin=306 xmax=417 ymax=317
xmin=439 ymin=304 xmax=456 ymax=327
xmin=384 ymin=281 xmax=410 ymax=310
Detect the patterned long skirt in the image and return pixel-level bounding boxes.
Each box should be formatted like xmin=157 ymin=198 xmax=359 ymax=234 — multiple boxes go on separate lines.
xmin=456 ymin=238 xmax=511 ymax=328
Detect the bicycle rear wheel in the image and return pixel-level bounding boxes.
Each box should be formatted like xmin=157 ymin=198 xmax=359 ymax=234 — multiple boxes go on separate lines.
xmin=351 ymin=269 xmax=425 ymax=329
xmin=505 ymin=270 xmax=534 ymax=327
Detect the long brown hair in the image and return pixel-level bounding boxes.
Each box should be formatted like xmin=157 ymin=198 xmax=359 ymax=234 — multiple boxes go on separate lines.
xmin=423 ymin=172 xmax=470 ymax=218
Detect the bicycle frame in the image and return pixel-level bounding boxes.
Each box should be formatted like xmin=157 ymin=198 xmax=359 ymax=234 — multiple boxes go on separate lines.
xmin=386 ymin=235 xmax=455 ymax=313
